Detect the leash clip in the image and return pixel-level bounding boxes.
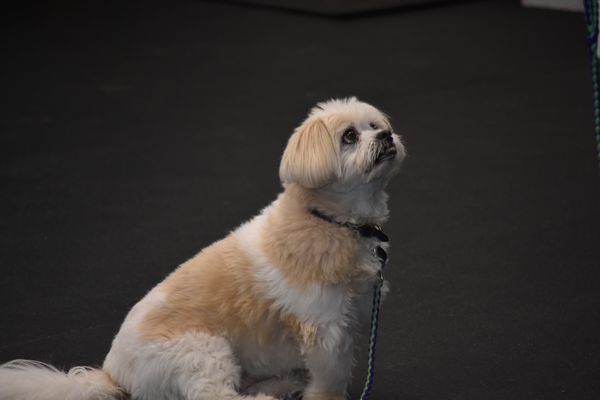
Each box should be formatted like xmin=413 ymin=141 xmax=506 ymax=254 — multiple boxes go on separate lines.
xmin=373 ymin=245 xmax=387 ymax=283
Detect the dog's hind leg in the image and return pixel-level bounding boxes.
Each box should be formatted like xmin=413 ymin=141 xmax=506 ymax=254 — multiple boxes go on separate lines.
xmin=105 ymin=331 xmax=277 ymax=400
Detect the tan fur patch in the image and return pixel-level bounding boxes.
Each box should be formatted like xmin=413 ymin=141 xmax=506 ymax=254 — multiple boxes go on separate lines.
xmin=279 ymin=117 xmax=341 ymax=189
xmin=138 ymin=234 xmax=319 ymax=348
xmin=281 ymin=314 xmax=318 ymax=350
xmin=261 ymin=185 xmax=359 ymax=287
xmin=140 ymin=238 xmax=268 ymax=341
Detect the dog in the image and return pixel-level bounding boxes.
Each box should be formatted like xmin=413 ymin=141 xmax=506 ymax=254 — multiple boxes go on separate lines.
xmin=0 ymin=97 xmax=405 ymax=400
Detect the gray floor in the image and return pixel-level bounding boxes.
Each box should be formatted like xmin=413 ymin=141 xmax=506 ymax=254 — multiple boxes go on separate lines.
xmin=1 ymin=0 xmax=599 ymax=399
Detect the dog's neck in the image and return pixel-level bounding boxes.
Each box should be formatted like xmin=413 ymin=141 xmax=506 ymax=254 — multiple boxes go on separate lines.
xmin=285 ymin=182 xmax=390 ymax=226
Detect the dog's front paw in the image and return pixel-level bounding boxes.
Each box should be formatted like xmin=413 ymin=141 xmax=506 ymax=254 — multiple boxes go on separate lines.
xmin=302 ymin=391 xmax=344 ymax=400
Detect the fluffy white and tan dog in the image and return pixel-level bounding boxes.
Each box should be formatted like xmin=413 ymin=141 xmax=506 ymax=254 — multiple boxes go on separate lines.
xmin=0 ymin=97 xmax=405 ymax=400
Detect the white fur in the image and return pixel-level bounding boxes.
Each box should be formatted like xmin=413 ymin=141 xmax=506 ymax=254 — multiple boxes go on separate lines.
xmin=102 ymin=288 xmax=279 ymax=400
xmin=233 ymin=334 xmax=304 ymax=379
xmin=102 ymin=288 xmax=167 ymax=399
xmin=0 ymin=360 xmax=119 ymax=400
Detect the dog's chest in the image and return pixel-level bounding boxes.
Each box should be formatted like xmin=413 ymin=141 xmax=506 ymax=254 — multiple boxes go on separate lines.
xmin=232 ymin=284 xmax=370 ymax=377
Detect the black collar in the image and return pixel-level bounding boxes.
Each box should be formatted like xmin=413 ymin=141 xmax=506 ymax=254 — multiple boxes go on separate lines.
xmin=309 ymin=208 xmax=389 ymax=242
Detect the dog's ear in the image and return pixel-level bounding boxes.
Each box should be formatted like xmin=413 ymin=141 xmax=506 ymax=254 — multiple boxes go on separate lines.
xmin=279 ymin=117 xmax=341 ymax=189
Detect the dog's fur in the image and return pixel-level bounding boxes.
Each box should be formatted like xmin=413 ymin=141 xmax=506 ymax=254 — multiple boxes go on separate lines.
xmin=0 ymin=97 xmax=405 ymax=400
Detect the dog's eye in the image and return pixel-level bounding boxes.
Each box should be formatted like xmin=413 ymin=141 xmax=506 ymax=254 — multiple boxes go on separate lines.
xmin=342 ymin=128 xmax=358 ymax=144
xmin=369 ymin=122 xmax=379 ymax=130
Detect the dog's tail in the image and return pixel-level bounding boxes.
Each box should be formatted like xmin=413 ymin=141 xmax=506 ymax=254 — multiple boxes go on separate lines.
xmin=0 ymin=359 xmax=123 ymax=400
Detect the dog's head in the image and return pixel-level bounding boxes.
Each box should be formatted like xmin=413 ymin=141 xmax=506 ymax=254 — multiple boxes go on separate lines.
xmin=280 ymin=97 xmax=405 ymax=189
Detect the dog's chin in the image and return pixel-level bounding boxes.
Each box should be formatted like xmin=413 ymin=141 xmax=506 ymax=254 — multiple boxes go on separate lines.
xmin=369 ymin=147 xmax=398 ymax=170
xmin=362 ymin=147 xmax=402 ymax=184
xmin=374 ymin=147 xmax=398 ymax=164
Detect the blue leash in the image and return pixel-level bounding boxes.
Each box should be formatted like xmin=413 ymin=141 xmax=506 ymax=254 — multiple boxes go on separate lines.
xmin=584 ymin=0 xmax=600 ymax=173
xmin=358 ymin=260 xmax=386 ymax=400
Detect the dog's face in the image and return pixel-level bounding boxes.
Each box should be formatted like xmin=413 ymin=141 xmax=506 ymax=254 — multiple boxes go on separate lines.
xmin=280 ymin=97 xmax=405 ymax=189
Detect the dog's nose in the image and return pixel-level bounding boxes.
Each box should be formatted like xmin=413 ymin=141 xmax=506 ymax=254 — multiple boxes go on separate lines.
xmin=377 ymin=130 xmax=393 ymax=145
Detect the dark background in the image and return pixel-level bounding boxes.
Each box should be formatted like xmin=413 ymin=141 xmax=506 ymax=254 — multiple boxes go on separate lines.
xmin=1 ymin=0 xmax=600 ymax=399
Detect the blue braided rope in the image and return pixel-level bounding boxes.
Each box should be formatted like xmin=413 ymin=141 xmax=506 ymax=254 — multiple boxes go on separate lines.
xmin=358 ymin=274 xmax=384 ymax=400
xmin=584 ymin=0 xmax=600 ymax=173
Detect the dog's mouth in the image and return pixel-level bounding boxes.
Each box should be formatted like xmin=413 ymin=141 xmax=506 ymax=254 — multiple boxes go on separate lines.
xmin=374 ymin=145 xmax=397 ymax=164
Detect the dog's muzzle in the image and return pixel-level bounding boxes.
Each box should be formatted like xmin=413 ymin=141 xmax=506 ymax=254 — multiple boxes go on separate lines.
xmin=375 ymin=130 xmax=397 ymax=163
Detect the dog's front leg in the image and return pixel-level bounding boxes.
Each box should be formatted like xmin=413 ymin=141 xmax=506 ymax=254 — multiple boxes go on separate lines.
xmin=302 ymin=331 xmax=353 ymax=400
